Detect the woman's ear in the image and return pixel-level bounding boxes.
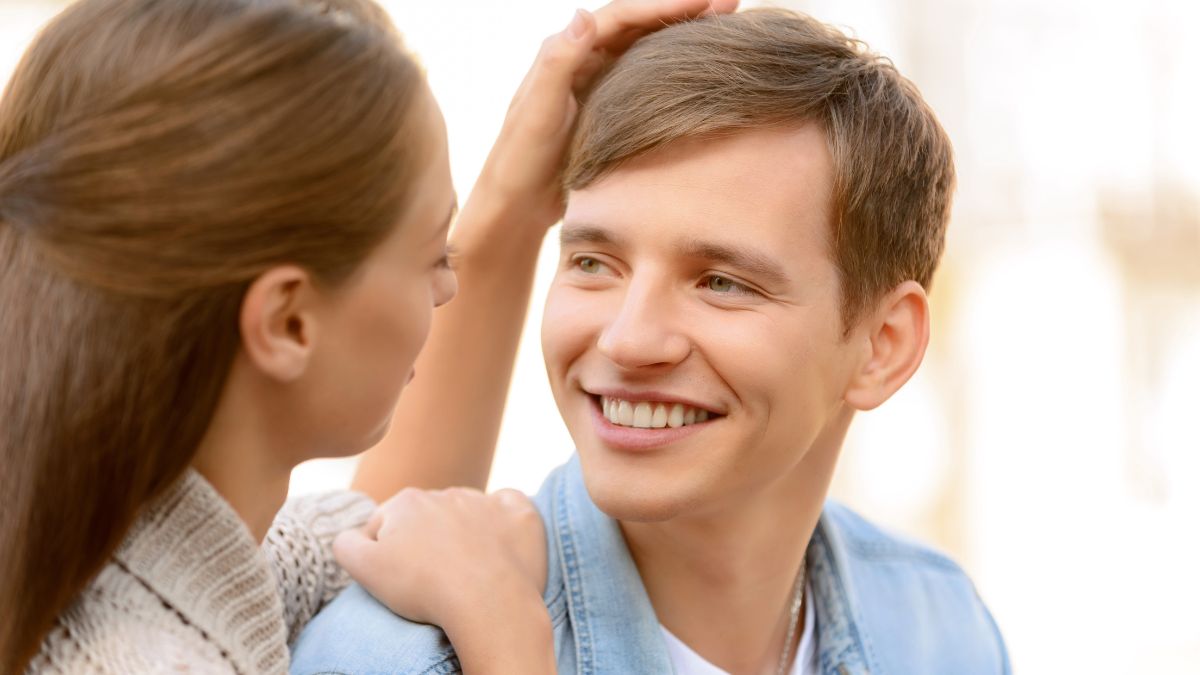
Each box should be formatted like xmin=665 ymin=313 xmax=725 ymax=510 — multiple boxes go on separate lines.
xmin=844 ymin=280 xmax=931 ymax=411
xmin=239 ymin=266 xmax=320 ymax=382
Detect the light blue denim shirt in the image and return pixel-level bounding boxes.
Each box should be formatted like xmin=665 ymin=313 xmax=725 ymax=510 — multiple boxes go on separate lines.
xmin=291 ymin=456 xmax=1010 ymax=674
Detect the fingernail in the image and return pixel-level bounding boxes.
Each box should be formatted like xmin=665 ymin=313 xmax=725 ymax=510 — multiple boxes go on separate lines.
xmin=566 ymin=9 xmax=588 ymax=40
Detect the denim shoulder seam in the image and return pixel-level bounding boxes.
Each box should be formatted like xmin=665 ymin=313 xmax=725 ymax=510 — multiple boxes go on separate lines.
xmin=417 ymin=655 xmax=462 ymax=675
xmin=302 ymin=656 xmax=461 ymax=675
xmin=555 ymin=469 xmax=594 ymax=675
xmin=826 ymin=502 xmax=967 ymax=574
xmin=843 ymin=538 xmax=966 ymax=574
xmin=546 ymin=583 xmax=569 ymax=627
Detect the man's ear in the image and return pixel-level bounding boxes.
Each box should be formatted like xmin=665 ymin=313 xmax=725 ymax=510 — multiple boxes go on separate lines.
xmin=239 ymin=266 xmax=320 ymax=382
xmin=844 ymin=280 xmax=930 ymax=411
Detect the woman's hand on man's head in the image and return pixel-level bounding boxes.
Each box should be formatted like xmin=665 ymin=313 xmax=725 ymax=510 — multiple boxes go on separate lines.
xmin=458 ymin=0 xmax=740 ymax=247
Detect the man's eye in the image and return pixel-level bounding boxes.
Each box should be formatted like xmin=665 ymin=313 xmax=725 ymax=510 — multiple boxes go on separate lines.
xmin=577 ymin=257 xmax=603 ymax=274
xmin=703 ymin=274 xmax=756 ymax=296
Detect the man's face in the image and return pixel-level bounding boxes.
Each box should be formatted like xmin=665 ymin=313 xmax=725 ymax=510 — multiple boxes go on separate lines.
xmin=542 ymin=124 xmax=865 ymax=522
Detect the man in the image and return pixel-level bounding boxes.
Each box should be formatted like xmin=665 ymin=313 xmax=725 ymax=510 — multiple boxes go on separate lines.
xmin=291 ymin=9 xmax=1009 ymax=674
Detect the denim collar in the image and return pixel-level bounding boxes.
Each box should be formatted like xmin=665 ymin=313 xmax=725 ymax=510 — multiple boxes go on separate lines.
xmin=808 ymin=509 xmax=875 ymax=674
xmin=548 ymin=455 xmax=675 ymax=673
xmin=544 ymin=456 xmax=876 ymax=675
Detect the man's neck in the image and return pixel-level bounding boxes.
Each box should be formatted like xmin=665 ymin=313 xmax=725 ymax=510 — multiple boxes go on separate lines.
xmin=620 ymin=435 xmax=842 ymax=675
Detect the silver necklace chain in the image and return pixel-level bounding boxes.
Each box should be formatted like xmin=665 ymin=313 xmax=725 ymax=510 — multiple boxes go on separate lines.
xmin=775 ymin=557 xmax=808 ymax=675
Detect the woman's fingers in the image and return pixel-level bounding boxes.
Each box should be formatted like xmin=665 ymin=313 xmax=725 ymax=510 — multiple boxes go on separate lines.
xmin=497 ymin=9 xmax=596 ymax=147
xmin=526 ymin=10 xmax=599 ymax=103
xmin=571 ymin=50 xmax=611 ymax=92
xmin=520 ymin=0 xmax=741 ymax=116
xmin=465 ymin=0 xmax=741 ymax=236
xmin=591 ymin=0 xmax=739 ymax=50
xmin=331 ymin=527 xmax=376 ymax=584
xmin=360 ymin=506 xmax=385 ymax=539
xmin=332 ymin=488 xmax=548 ymax=628
xmin=491 ymin=490 xmax=549 ymax=592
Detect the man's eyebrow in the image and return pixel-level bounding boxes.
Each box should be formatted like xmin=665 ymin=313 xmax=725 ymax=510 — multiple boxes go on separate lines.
xmin=559 ymin=223 xmax=626 ymax=248
xmin=680 ymin=238 xmax=789 ymax=288
xmin=560 ymin=225 xmax=789 ymax=288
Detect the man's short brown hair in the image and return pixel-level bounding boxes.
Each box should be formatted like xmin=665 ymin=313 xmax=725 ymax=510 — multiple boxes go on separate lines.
xmin=565 ymin=9 xmax=955 ymax=329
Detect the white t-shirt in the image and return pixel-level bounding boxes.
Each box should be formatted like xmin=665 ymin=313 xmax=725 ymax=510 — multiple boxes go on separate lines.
xmin=660 ymin=581 xmax=818 ymax=675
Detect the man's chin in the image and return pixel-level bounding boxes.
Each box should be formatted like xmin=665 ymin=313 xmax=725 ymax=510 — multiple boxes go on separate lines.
xmin=570 ymin=428 xmax=725 ymax=522
xmin=579 ymin=464 xmax=702 ymax=523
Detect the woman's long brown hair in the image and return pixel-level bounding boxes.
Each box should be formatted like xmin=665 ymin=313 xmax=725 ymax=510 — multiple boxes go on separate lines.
xmin=0 ymin=0 xmax=426 ymax=669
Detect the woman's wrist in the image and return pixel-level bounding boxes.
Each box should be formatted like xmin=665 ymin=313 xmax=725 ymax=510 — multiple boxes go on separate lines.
xmin=440 ymin=588 xmax=555 ymax=674
xmin=453 ymin=174 xmax=559 ymax=261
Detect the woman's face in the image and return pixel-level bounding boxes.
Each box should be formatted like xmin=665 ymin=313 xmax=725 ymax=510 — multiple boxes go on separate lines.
xmin=296 ymin=89 xmax=458 ymax=457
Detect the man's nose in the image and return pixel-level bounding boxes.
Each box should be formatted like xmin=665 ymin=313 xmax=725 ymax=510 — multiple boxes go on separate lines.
xmin=596 ymin=278 xmax=691 ymax=370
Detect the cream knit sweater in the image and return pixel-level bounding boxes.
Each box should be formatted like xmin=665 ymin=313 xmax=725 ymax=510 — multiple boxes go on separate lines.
xmin=26 ymin=469 xmax=375 ymax=674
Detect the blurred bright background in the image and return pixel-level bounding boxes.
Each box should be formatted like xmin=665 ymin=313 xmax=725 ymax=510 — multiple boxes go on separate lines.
xmin=4 ymin=0 xmax=1197 ymax=672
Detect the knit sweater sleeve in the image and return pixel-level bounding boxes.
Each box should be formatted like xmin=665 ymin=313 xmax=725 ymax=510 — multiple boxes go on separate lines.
xmin=263 ymin=489 xmax=376 ymax=645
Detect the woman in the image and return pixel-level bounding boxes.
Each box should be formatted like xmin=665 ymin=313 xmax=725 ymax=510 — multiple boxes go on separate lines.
xmin=0 ymin=0 xmax=729 ymax=672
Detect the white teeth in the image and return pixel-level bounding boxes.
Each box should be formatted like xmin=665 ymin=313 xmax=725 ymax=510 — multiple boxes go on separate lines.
xmin=651 ymin=404 xmax=668 ymax=428
xmin=617 ymin=399 xmax=634 ymax=426
xmin=667 ymin=404 xmax=684 ymax=428
xmin=600 ymin=396 xmax=714 ymax=430
xmin=633 ymin=402 xmax=652 ymax=428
